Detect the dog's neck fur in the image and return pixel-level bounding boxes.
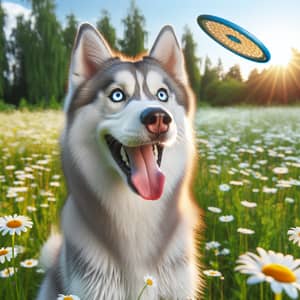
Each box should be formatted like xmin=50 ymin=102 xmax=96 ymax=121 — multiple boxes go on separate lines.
xmin=61 ymin=140 xmax=186 ymax=269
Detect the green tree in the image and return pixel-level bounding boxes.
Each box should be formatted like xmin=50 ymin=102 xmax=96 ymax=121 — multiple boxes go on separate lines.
xmin=12 ymin=0 xmax=67 ymax=105
xmin=119 ymin=0 xmax=147 ymax=56
xmin=225 ymin=64 xmax=243 ymax=81
xmin=245 ymin=68 xmax=260 ymax=103
xmin=0 ymin=3 xmax=8 ymax=99
xmin=200 ymin=56 xmax=220 ymax=102
xmin=216 ymin=58 xmax=224 ymax=80
xmin=96 ymin=10 xmax=117 ymax=51
xmin=30 ymin=0 xmax=67 ymax=104
xmin=63 ymin=13 xmax=78 ymax=58
xmin=9 ymin=15 xmax=31 ymax=104
xmin=181 ymin=26 xmax=201 ymax=99
xmin=209 ymin=79 xmax=246 ymax=106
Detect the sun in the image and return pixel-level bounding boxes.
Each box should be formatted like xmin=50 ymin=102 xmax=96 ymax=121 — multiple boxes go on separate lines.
xmin=264 ymin=29 xmax=295 ymax=67
xmin=270 ymin=44 xmax=292 ymax=67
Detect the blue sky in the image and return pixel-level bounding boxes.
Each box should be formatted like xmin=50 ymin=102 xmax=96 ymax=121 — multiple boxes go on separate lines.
xmin=5 ymin=0 xmax=300 ymax=78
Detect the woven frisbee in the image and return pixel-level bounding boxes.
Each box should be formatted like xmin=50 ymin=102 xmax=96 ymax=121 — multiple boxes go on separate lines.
xmin=197 ymin=14 xmax=270 ymax=63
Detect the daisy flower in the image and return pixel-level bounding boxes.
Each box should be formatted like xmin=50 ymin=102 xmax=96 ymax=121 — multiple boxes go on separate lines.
xmin=235 ymin=247 xmax=300 ymax=299
xmin=207 ymin=206 xmax=222 ymax=214
xmin=288 ymin=227 xmax=300 ymax=246
xmin=27 ymin=206 xmax=37 ymax=212
xmin=237 ymin=228 xmax=255 ymax=235
xmin=230 ymin=180 xmax=243 ymax=186
xmin=203 ymin=269 xmax=222 ymax=277
xmin=0 ymin=267 xmax=17 ymax=278
xmin=5 ymin=165 xmax=15 ymax=170
xmin=241 ymin=200 xmax=257 ymax=208
xmin=0 ymin=247 xmax=12 ymax=263
xmin=273 ymin=167 xmax=289 ymax=175
xmin=217 ymin=248 xmax=230 ymax=256
xmin=0 ymin=214 xmax=33 ymax=236
xmin=57 ymin=294 xmax=80 ymax=300
xmin=15 ymin=245 xmax=25 ymax=255
xmin=229 ymin=136 xmax=239 ymax=143
xmin=219 ymin=215 xmax=234 ymax=223
xmin=239 ymin=162 xmax=249 ymax=169
xmin=144 ymin=274 xmax=156 ymax=287
xmin=263 ymin=187 xmax=278 ymax=194
xmin=205 ymin=241 xmax=221 ymax=250
xmin=219 ymin=184 xmax=230 ymax=192
xmin=137 ymin=275 xmax=157 ymax=300
xmin=20 ymin=258 xmax=39 ymax=268
xmin=285 ymin=197 xmax=295 ymax=204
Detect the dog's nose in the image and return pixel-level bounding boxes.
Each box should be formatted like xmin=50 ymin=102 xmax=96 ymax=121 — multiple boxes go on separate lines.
xmin=140 ymin=108 xmax=172 ymax=135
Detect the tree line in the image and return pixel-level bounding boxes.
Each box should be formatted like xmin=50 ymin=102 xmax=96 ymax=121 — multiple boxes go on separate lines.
xmin=0 ymin=0 xmax=299 ymax=109
xmin=197 ymin=50 xmax=300 ymax=106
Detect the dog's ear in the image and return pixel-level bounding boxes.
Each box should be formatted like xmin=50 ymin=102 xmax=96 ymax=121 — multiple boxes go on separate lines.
xmin=149 ymin=25 xmax=187 ymax=84
xmin=65 ymin=23 xmax=113 ymax=111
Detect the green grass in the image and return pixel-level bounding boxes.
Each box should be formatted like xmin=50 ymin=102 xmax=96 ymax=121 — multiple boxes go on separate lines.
xmin=196 ymin=107 xmax=300 ymax=300
xmin=1 ymin=108 xmax=300 ymax=299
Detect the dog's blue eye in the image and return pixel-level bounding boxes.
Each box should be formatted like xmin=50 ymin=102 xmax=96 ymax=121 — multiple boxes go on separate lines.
xmin=156 ymin=88 xmax=168 ymax=102
xmin=109 ymin=89 xmax=126 ymax=102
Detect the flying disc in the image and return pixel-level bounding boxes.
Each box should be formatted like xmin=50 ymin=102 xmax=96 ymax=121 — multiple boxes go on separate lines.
xmin=197 ymin=14 xmax=271 ymax=63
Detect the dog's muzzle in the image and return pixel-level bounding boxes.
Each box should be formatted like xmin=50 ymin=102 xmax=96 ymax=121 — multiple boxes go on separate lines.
xmin=104 ymin=107 xmax=174 ymax=201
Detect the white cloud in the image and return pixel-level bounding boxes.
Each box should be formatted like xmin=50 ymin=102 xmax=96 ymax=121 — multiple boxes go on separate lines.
xmin=2 ymin=2 xmax=32 ymax=37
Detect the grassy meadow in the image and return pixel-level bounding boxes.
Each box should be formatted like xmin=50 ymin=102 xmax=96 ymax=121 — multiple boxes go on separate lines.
xmin=1 ymin=107 xmax=300 ymax=299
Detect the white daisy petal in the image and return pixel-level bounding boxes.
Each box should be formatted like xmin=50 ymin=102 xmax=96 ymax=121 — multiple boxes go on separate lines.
xmin=293 ymin=269 xmax=300 ymax=277
xmin=270 ymin=281 xmax=283 ymax=294
xmin=293 ymin=282 xmax=300 ymax=289
xmin=247 ymin=274 xmax=266 ymax=285
xmin=237 ymin=253 xmax=263 ymax=269
xmin=256 ymin=248 xmax=271 ymax=264
xmin=290 ymin=260 xmax=300 ymax=271
xmin=235 ymin=266 xmax=258 ymax=275
xmin=283 ymin=284 xmax=298 ymax=299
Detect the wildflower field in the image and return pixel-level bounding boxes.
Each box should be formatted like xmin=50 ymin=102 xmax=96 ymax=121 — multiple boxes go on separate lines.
xmin=1 ymin=107 xmax=300 ymax=299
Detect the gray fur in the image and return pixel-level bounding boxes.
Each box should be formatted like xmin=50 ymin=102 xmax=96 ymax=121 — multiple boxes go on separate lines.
xmin=68 ymin=59 xmax=190 ymax=115
xmin=37 ymin=23 xmax=201 ymax=300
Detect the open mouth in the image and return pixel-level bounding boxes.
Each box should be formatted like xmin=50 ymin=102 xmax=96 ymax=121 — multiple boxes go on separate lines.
xmin=105 ymin=135 xmax=165 ymax=200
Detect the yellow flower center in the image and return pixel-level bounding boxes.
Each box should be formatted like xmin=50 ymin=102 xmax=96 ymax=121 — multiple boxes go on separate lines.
xmin=209 ymin=271 xmax=219 ymax=276
xmin=6 ymin=219 xmax=22 ymax=228
xmin=0 ymin=249 xmax=8 ymax=256
xmin=63 ymin=297 xmax=73 ymax=300
xmin=26 ymin=261 xmax=33 ymax=266
xmin=262 ymin=263 xmax=296 ymax=283
xmin=146 ymin=278 xmax=153 ymax=286
xmin=3 ymin=268 xmax=13 ymax=276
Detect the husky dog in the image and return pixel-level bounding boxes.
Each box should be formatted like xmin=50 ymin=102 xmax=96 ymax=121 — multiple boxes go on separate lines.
xmin=37 ymin=23 xmax=201 ymax=300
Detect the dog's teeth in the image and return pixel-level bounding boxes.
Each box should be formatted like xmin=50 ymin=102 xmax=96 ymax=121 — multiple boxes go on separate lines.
xmin=120 ymin=147 xmax=129 ymax=166
xmin=120 ymin=146 xmax=126 ymax=162
xmin=153 ymin=145 xmax=158 ymax=161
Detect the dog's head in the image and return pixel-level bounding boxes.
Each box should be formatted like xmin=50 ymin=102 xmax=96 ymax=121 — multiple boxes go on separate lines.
xmin=63 ymin=23 xmax=195 ymax=201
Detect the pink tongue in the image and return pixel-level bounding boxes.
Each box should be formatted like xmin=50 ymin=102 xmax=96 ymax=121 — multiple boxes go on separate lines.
xmin=126 ymin=145 xmax=165 ymax=200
